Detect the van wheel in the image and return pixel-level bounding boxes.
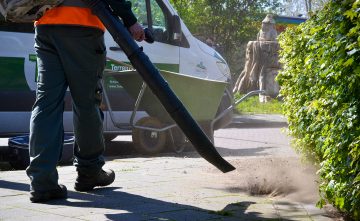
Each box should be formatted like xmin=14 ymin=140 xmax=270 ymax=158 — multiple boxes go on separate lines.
xmin=132 ymin=117 xmax=167 ymax=155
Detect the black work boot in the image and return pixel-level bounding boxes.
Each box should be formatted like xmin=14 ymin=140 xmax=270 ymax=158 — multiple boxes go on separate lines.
xmin=74 ymin=169 xmax=115 ymax=192
xmin=30 ymin=184 xmax=67 ymax=203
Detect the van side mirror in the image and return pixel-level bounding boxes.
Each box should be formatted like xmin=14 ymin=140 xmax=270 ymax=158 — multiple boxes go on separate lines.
xmin=172 ymin=15 xmax=182 ymax=43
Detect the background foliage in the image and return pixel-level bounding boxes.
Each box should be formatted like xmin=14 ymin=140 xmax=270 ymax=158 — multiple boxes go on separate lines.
xmin=282 ymin=0 xmax=328 ymax=16
xmin=169 ymin=0 xmax=281 ymax=81
xmin=277 ymin=0 xmax=360 ymax=218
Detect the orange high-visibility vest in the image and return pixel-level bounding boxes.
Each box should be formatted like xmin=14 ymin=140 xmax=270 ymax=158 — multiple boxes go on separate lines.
xmin=35 ymin=0 xmax=105 ymax=31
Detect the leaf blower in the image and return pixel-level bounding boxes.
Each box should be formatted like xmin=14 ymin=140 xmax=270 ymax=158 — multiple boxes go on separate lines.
xmin=81 ymin=0 xmax=236 ymax=173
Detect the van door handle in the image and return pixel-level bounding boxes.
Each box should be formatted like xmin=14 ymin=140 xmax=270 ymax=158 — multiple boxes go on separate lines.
xmin=109 ymin=46 xmax=123 ymax=51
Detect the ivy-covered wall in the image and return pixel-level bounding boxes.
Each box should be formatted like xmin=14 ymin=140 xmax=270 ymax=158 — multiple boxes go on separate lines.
xmin=277 ymin=0 xmax=359 ymax=219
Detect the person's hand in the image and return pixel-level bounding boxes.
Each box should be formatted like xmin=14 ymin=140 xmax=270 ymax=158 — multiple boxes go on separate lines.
xmin=129 ymin=23 xmax=145 ymax=42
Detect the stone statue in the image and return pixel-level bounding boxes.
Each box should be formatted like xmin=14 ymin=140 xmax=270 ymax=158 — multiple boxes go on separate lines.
xmin=257 ymin=14 xmax=278 ymax=41
xmin=233 ymin=14 xmax=281 ymax=102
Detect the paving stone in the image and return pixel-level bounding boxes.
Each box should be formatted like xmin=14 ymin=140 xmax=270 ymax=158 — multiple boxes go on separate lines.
xmin=79 ymin=212 xmax=149 ymax=221
xmin=22 ymin=214 xmax=85 ymax=221
xmin=302 ymin=204 xmax=335 ymax=221
xmin=147 ymin=208 xmax=221 ymax=221
xmin=244 ymin=203 xmax=279 ymax=218
xmin=0 ymin=207 xmax=44 ymax=219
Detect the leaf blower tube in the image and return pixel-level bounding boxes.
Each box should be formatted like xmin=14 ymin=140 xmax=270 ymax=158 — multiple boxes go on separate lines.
xmin=82 ymin=0 xmax=235 ymax=173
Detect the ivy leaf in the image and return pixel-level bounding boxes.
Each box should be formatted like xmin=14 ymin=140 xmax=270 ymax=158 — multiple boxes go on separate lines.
xmin=348 ymin=26 xmax=360 ymax=37
xmin=277 ymin=0 xmax=360 ymax=216
xmin=343 ymin=57 xmax=354 ymax=67
xmin=354 ymin=174 xmax=360 ymax=184
xmin=347 ymin=49 xmax=358 ymax=56
xmin=335 ymin=197 xmax=345 ymax=209
xmin=344 ymin=9 xmax=357 ymax=21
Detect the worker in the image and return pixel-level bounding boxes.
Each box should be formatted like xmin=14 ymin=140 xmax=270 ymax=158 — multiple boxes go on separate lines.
xmin=26 ymin=0 xmax=145 ymax=203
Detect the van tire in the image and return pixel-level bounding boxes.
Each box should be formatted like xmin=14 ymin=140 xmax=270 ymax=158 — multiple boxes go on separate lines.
xmin=132 ymin=117 xmax=167 ymax=155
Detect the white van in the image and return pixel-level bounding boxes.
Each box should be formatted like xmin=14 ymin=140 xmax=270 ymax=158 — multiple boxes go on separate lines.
xmin=0 ymin=0 xmax=232 ymax=153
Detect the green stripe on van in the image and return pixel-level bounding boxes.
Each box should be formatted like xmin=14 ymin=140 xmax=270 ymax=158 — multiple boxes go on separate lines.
xmin=105 ymin=61 xmax=179 ymax=72
xmin=153 ymin=63 xmax=179 ymax=73
xmin=0 ymin=57 xmax=29 ymax=90
xmin=105 ymin=61 xmax=179 ymax=90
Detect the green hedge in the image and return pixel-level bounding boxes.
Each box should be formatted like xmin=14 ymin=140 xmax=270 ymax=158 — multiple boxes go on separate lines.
xmin=277 ymin=0 xmax=360 ymax=219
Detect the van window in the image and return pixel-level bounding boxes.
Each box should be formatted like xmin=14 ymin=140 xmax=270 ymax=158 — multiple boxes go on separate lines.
xmin=131 ymin=0 xmax=170 ymax=44
xmin=131 ymin=1 xmax=147 ymax=26
xmin=0 ymin=15 xmax=34 ymax=33
xmin=150 ymin=1 xmax=166 ymax=30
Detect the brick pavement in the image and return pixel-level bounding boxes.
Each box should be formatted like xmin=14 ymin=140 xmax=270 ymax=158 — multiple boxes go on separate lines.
xmin=0 ymin=115 xmax=337 ymax=221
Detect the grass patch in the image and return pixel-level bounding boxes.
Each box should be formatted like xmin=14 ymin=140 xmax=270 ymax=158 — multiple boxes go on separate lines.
xmin=234 ymin=94 xmax=283 ymax=114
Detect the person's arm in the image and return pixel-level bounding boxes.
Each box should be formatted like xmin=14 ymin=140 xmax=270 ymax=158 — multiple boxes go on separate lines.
xmin=105 ymin=0 xmax=144 ymax=41
xmin=105 ymin=0 xmax=137 ymax=27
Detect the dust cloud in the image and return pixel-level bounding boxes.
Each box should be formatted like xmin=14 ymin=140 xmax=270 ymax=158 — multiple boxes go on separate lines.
xmin=220 ymin=157 xmax=320 ymax=204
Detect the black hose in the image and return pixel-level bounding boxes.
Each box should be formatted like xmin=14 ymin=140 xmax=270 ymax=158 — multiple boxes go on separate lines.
xmin=82 ymin=0 xmax=235 ymax=173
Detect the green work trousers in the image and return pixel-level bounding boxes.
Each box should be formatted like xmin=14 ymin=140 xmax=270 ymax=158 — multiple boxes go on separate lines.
xmin=26 ymin=25 xmax=107 ymax=191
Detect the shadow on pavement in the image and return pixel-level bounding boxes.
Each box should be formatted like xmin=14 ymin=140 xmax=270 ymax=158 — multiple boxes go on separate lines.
xmin=224 ymin=114 xmax=288 ymax=129
xmin=104 ymin=140 xmax=137 ymax=156
xmin=226 ymin=120 xmax=288 ymax=129
xmin=105 ymin=140 xmax=275 ymax=159
xmin=1 ymin=140 xmax=276 ymax=171
xmin=0 ymin=179 xmax=295 ymax=221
